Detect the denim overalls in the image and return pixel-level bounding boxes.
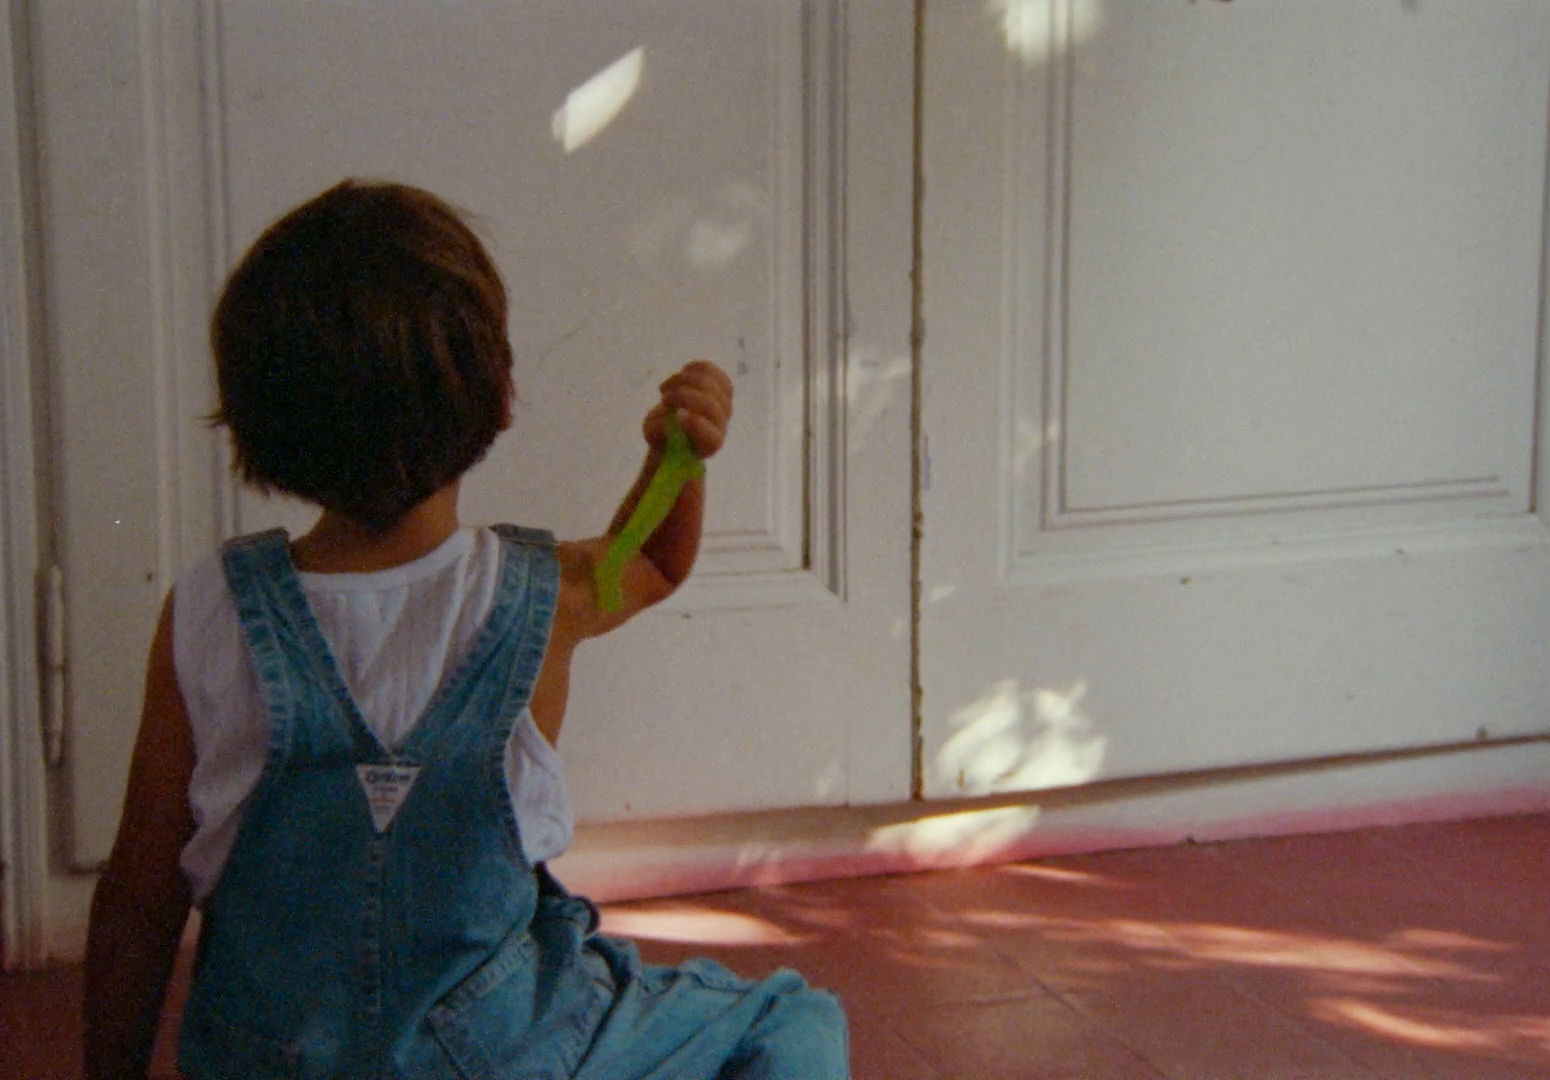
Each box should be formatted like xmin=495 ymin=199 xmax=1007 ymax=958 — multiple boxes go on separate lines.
xmin=176 ymin=527 xmax=848 ymax=1080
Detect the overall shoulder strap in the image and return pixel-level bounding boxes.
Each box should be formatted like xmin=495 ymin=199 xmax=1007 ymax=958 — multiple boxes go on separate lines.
xmin=219 ymin=527 xmax=291 ymax=574
xmin=490 ymin=523 xmax=557 ymax=549
xmin=486 ymin=525 xmax=560 ymax=723
xmin=393 ymin=526 xmax=560 ymax=762
xmin=220 ymin=528 xmax=375 ymax=766
xmin=219 ymin=529 xmax=297 ymax=757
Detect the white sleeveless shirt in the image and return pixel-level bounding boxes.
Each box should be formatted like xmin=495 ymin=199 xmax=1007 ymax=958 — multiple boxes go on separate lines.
xmin=173 ymin=526 xmax=573 ymax=903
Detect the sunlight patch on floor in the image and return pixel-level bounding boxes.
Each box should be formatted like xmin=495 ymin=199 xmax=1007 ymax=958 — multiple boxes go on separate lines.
xmin=998 ymin=863 xmax=1134 ymax=889
xmin=1003 ymin=913 xmax=1510 ymax=984
xmin=597 ymin=903 xmax=811 ymax=947
xmin=1311 ymin=997 xmax=1550 ymax=1064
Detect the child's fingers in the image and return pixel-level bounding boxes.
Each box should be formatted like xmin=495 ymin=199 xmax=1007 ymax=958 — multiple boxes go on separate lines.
xmin=673 ymin=408 xmax=726 ymax=458
xmin=661 ymin=384 xmax=730 ymax=431
xmin=642 ymin=411 xmax=723 ymax=458
xmin=641 ymin=402 xmax=671 ymax=444
xmin=659 ymin=382 xmax=731 ymax=425
xmin=667 ymin=358 xmax=732 ymax=390
xmin=661 ymin=362 xmax=734 ymax=408
xmin=664 ymin=397 xmax=730 ymax=460
xmin=646 ymin=361 xmax=733 ymax=456
xmin=645 ymin=403 xmax=726 ymax=458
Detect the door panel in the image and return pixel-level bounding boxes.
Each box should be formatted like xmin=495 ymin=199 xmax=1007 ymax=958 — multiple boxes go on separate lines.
xmin=32 ymin=0 xmax=173 ymax=867
xmin=40 ymin=0 xmax=912 ymax=865
xmin=221 ymin=1 xmax=814 ymax=587
xmin=920 ymin=0 xmax=1550 ymax=797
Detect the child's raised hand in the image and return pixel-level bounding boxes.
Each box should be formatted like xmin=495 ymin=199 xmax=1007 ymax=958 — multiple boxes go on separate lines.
xmin=644 ymin=360 xmax=733 ymax=459
xmin=545 ymin=358 xmax=732 ymax=680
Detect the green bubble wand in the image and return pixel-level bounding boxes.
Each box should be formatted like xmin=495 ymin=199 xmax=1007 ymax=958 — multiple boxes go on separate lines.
xmin=593 ymin=413 xmax=705 ymax=612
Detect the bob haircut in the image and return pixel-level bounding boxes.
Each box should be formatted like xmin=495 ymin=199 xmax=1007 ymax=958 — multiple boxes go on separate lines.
xmin=212 ymin=180 xmax=513 ymax=531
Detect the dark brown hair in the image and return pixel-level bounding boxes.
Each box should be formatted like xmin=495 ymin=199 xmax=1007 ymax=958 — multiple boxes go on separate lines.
xmin=212 ymin=180 xmax=513 ymax=531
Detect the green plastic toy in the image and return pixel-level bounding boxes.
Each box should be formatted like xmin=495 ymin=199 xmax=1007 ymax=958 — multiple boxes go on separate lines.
xmin=593 ymin=413 xmax=705 ymax=612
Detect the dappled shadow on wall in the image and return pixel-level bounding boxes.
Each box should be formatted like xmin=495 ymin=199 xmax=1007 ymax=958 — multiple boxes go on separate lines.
xmin=845 ymin=679 xmax=1108 ymax=866
xmin=935 ymin=678 xmax=1108 ymax=796
xmin=991 ymin=0 xmax=1105 ymax=66
xmin=552 ymin=46 xmax=644 ymax=154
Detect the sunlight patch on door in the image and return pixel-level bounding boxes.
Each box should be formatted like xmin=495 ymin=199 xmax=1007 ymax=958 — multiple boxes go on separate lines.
xmin=988 ymin=0 xmax=1104 ymax=66
xmin=847 ymin=348 xmax=912 ymax=451
xmin=627 ymin=183 xmax=768 ymax=270
xmin=686 ymin=219 xmax=750 ymax=267
xmin=935 ymin=678 xmax=1107 ymax=795
xmin=552 ymin=47 xmax=645 ymax=153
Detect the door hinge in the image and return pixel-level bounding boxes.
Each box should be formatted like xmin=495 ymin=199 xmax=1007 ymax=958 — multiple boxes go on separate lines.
xmin=40 ymin=564 xmax=65 ymax=768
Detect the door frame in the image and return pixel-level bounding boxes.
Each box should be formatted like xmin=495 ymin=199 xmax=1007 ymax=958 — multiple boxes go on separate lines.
xmin=0 ymin=0 xmax=52 ymax=971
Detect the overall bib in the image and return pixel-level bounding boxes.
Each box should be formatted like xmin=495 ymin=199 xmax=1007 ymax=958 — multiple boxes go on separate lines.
xmin=177 ymin=527 xmax=848 ymax=1080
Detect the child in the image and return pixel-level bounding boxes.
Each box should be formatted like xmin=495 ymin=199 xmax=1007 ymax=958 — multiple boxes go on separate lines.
xmin=82 ymin=180 xmax=849 ymax=1080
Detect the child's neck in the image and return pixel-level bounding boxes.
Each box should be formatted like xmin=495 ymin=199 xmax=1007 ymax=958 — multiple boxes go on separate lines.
xmin=291 ymin=484 xmax=462 ymax=574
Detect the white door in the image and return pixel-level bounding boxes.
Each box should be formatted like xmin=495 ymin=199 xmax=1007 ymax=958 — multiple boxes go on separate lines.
xmin=920 ymin=0 xmax=1550 ymax=798
xmin=32 ymin=0 xmax=913 ymax=866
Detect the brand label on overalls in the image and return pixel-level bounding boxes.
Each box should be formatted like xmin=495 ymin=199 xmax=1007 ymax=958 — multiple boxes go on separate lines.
xmin=356 ymin=764 xmax=421 ymax=833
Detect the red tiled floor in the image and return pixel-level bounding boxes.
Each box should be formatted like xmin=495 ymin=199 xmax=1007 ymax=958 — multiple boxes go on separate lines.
xmin=0 ymin=965 xmax=83 ymax=1080
xmin=3 ymin=814 xmax=1546 ymax=1079
xmin=896 ymin=991 xmax=1169 ymax=1080
xmin=1064 ymin=972 xmax=1390 ymax=1080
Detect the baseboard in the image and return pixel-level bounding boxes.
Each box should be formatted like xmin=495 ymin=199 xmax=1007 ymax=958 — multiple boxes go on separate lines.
xmin=36 ymin=736 xmax=1550 ymax=966
xmin=551 ymin=737 xmax=1550 ymax=903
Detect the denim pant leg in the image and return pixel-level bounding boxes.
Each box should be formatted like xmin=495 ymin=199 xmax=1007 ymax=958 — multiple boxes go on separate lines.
xmin=717 ymin=986 xmax=850 ymax=1080
xmin=575 ymin=939 xmax=850 ymax=1080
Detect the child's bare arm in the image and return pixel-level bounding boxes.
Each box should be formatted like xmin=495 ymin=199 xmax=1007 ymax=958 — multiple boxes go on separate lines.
xmin=569 ymin=359 xmax=732 ymax=633
xmin=83 ymin=596 xmax=196 ymax=1080
xmin=527 ymin=361 xmax=732 ymax=745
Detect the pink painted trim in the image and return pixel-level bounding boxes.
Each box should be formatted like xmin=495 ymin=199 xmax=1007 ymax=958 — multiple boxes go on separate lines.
xmin=1187 ymin=785 xmax=1550 ymax=846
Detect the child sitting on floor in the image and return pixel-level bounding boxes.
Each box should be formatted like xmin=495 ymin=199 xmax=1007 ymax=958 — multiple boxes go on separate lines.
xmin=82 ymin=179 xmax=849 ymax=1080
